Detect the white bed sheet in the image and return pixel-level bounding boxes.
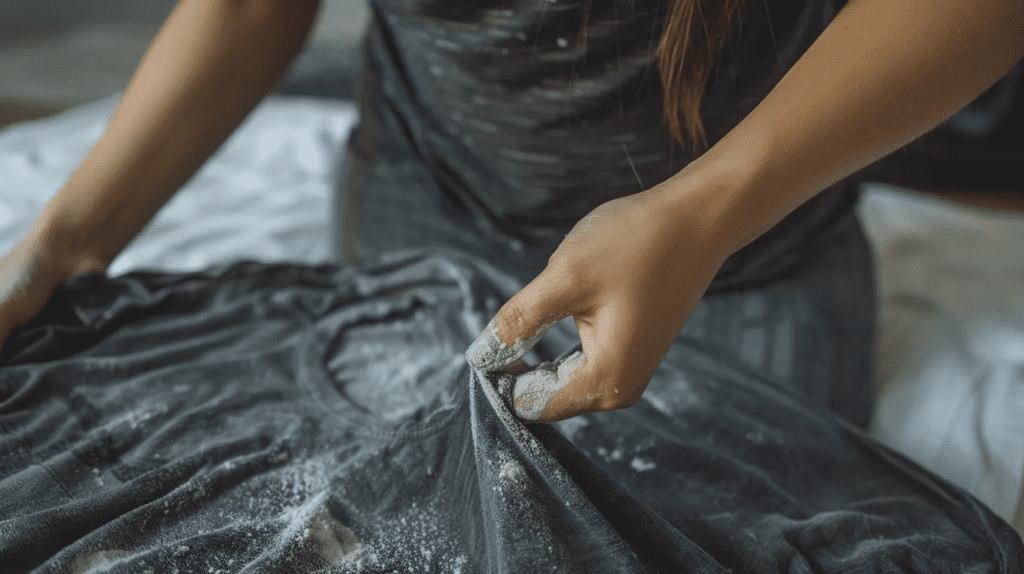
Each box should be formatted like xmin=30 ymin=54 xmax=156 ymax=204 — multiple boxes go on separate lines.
xmin=858 ymin=185 xmax=1024 ymax=535
xmin=0 ymin=93 xmax=357 ymax=274
xmin=1 ymin=94 xmax=1022 ymax=537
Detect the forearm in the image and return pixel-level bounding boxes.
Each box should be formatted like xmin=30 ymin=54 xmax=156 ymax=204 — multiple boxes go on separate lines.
xmin=32 ymin=0 xmax=319 ymax=271
xmin=669 ymin=0 xmax=1024 ymax=255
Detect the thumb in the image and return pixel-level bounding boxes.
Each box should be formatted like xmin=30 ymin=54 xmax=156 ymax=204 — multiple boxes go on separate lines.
xmin=465 ymin=271 xmax=573 ymax=372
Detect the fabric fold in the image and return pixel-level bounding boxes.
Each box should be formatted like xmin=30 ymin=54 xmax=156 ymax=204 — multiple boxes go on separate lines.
xmin=0 ymin=248 xmax=1019 ymax=573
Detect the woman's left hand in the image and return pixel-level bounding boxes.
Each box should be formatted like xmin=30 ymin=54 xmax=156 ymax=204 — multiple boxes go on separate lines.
xmin=465 ymin=176 xmax=736 ymax=422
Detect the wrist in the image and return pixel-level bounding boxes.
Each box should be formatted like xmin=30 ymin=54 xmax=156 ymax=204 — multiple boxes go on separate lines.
xmin=655 ymin=142 xmax=773 ymax=261
xmin=29 ymin=209 xmax=109 ymax=283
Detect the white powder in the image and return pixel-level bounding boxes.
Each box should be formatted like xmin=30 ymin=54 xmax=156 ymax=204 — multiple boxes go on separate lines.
xmin=67 ymin=549 xmax=131 ymax=574
xmin=553 ymin=415 xmax=590 ymax=442
xmin=498 ymin=458 xmax=528 ymax=486
xmin=511 ymin=350 xmax=587 ymax=420
xmin=465 ymin=318 xmax=555 ymax=372
xmin=475 ymin=369 xmax=587 ymax=498
xmin=510 ymin=368 xmax=560 ymax=420
xmin=340 ymin=499 xmax=470 ymax=572
xmin=630 ymin=457 xmax=657 ymax=473
xmin=276 ymin=493 xmax=366 ymax=569
xmin=465 ymin=313 xmax=596 ymax=422
xmin=596 ymin=446 xmax=625 ymax=463
xmin=327 ymin=304 xmax=466 ymax=422
xmin=101 ymin=403 xmax=167 ymax=431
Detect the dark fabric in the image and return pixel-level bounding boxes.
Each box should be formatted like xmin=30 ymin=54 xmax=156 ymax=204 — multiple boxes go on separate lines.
xmin=335 ymin=0 xmax=866 ymax=291
xmin=1 ymin=239 xmax=1021 ymax=573
xmin=333 ymin=0 xmax=1024 ymax=293
xmin=276 ymin=40 xmax=362 ymax=101
xmin=857 ymin=59 xmax=1024 ymax=192
xmin=3 ymin=1 xmax=1022 ymax=569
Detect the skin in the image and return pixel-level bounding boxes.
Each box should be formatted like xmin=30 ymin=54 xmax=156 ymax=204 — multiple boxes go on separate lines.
xmin=468 ymin=0 xmax=1024 ymax=422
xmin=0 ymin=246 xmax=47 ymax=349
xmin=0 ymin=0 xmax=1022 ymax=417
xmin=0 ymin=0 xmax=321 ymax=353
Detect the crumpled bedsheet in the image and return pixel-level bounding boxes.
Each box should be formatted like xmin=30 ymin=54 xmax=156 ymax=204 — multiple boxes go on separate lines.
xmin=0 ymin=93 xmax=357 ymax=275
xmin=860 ymin=185 xmax=1024 ymax=536
xmin=1 ymin=247 xmax=1020 ymax=573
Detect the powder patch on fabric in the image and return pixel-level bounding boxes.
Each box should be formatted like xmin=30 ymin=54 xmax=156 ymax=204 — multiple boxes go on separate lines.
xmin=274 ymin=496 xmax=367 ymax=570
xmin=499 ymin=458 xmax=529 ymax=486
xmin=630 ymin=457 xmax=657 ymax=473
xmin=553 ymin=415 xmax=590 ymax=442
xmin=67 ymin=549 xmax=131 ymax=574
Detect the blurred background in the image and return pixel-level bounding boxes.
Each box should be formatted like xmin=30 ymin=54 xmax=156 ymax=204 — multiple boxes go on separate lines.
xmin=0 ymin=0 xmax=369 ymax=128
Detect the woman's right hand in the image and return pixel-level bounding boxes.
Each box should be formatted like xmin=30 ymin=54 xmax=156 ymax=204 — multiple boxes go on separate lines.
xmin=0 ymin=235 xmax=104 ymax=355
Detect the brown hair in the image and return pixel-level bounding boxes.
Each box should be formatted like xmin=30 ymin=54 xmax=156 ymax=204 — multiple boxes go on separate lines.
xmin=657 ymin=0 xmax=747 ymax=153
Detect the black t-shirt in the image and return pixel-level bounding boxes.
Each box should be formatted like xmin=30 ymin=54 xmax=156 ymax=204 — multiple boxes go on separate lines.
xmin=343 ymin=0 xmax=862 ymax=290
xmin=1 ymin=250 xmax=1020 ymax=572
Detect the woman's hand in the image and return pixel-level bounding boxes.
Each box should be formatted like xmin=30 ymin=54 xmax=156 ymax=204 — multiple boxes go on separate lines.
xmin=0 ymin=232 xmax=105 ymax=355
xmin=472 ymin=0 xmax=1024 ymax=425
xmin=466 ymin=172 xmax=738 ymax=422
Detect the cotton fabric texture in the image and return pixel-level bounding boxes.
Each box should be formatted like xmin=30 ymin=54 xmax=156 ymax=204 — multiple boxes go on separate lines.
xmin=0 ymin=246 xmax=1021 ymax=573
xmin=3 ymin=0 xmax=1022 ymax=570
xmin=334 ymin=0 xmax=864 ymax=290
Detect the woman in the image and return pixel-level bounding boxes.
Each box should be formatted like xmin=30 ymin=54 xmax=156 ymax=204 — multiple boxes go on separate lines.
xmin=2 ymin=1 xmax=1024 ymax=571
xmin=1 ymin=0 xmax=1022 ymax=425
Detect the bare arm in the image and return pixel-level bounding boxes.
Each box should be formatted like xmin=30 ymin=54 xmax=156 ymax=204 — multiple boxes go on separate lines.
xmin=466 ymin=0 xmax=1024 ymax=422
xmin=669 ymin=0 xmax=1024 ymax=255
xmin=29 ymin=0 xmax=321 ymax=273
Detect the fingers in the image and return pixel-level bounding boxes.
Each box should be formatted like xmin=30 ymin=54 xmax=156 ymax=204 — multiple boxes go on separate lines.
xmin=511 ymin=345 xmax=589 ymax=420
xmin=512 ymin=303 xmax=659 ymax=423
xmin=465 ymin=315 xmax=556 ymax=373
xmin=463 ymin=259 xmax=650 ymax=424
xmin=465 ymin=270 xmax=575 ymax=373
xmin=500 ymin=357 xmax=533 ymax=376
xmin=512 ymin=332 xmax=621 ymax=423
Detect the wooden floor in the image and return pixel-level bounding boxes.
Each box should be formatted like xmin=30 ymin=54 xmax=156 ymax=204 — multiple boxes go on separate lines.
xmin=2 ymin=102 xmax=1021 ymax=214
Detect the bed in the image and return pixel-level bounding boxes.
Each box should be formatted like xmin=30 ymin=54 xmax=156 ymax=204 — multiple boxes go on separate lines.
xmin=1 ymin=89 xmax=1022 ymax=552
